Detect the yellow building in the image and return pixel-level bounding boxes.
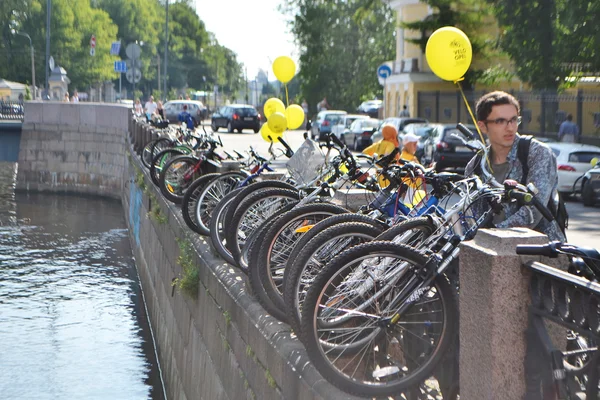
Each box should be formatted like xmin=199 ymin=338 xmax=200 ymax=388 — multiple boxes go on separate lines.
xmin=0 ymin=79 xmax=27 ymax=101
xmin=385 ymin=0 xmax=600 ymax=136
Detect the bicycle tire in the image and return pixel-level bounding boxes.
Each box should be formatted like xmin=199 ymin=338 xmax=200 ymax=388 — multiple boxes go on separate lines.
xmin=301 ymin=241 xmax=457 ymax=397
xmin=142 ymin=137 xmax=172 ymax=169
xmin=209 ymin=188 xmax=244 ymax=267
xmin=159 ymin=155 xmax=200 ymax=204
xmin=226 ymin=187 xmax=301 ymax=268
xmin=181 ymin=173 xmax=221 ymax=234
xmin=222 ymin=180 xmax=296 ymax=253
xmin=284 ymin=222 xmax=384 ymax=337
xmin=376 ymin=216 xmax=437 ymax=248
xmin=251 ymin=203 xmax=350 ymax=319
xmin=282 ymin=213 xmax=388 ymax=297
xmin=194 ymin=171 xmax=248 ymax=235
xmin=150 ymin=148 xmax=187 ymax=186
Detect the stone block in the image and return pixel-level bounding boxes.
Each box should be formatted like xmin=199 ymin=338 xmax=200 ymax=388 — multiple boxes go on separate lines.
xmin=41 ymin=103 xmax=62 ymax=124
xmin=459 ymin=228 xmax=548 ymax=400
xmin=24 ymin=102 xmax=43 ymax=124
xmin=79 ymin=104 xmax=97 ymax=126
xmin=60 ymin=104 xmax=80 ymax=126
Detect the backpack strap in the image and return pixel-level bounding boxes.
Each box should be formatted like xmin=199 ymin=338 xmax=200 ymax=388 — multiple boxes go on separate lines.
xmin=517 ymin=135 xmax=533 ymax=184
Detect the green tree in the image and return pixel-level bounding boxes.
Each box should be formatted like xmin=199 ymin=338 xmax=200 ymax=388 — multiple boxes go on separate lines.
xmin=489 ymin=0 xmax=600 ymax=90
xmin=282 ymin=0 xmax=395 ymax=112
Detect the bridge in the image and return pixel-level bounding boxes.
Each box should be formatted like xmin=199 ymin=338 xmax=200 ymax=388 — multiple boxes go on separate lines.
xmin=0 ymin=101 xmax=24 ymax=162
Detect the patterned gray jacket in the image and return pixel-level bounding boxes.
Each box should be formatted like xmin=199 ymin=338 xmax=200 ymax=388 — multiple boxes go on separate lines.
xmin=464 ymin=134 xmax=566 ymax=242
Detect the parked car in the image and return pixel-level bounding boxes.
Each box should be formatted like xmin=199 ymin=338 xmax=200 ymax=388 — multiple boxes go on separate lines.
xmin=347 ymin=118 xmax=381 ymax=151
xmin=311 ymin=110 xmax=347 ymax=141
xmin=581 ymin=158 xmax=600 ymax=206
xmin=211 ymin=104 xmax=261 ymax=133
xmin=163 ymin=100 xmax=208 ymax=126
xmin=425 ymin=123 xmax=480 ymax=170
xmin=370 ymin=117 xmax=429 ymax=145
xmin=546 ymin=142 xmax=600 ymax=196
xmin=356 ymin=100 xmax=383 ymax=118
xmin=330 ymin=114 xmax=370 ymax=143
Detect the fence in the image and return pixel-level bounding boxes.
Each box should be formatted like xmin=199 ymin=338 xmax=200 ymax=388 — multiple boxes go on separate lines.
xmin=417 ymin=89 xmax=600 ymax=139
xmin=0 ymin=100 xmax=24 ymax=121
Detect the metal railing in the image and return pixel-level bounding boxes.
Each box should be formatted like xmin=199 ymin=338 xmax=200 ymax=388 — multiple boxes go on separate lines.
xmin=0 ymin=101 xmax=24 ymax=121
xmin=524 ymin=260 xmax=600 ymax=399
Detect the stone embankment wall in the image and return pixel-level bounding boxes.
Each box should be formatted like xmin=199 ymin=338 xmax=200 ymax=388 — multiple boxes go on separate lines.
xmin=16 ymin=102 xmax=129 ymax=199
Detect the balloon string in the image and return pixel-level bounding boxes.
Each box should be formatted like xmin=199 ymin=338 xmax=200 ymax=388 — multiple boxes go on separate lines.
xmin=284 ymin=84 xmax=289 ymax=108
xmin=455 ymin=79 xmax=493 ymax=173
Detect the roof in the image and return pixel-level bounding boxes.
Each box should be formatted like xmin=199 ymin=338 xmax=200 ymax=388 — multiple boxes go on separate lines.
xmin=165 ymin=99 xmax=206 ymax=107
xmin=0 ymin=79 xmax=27 ymax=90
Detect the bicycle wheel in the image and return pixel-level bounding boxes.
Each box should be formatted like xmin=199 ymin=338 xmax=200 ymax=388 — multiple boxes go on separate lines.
xmin=301 ymin=241 xmax=457 ymax=397
xmin=376 ymin=216 xmax=438 ymax=248
xmin=209 ymin=188 xmax=244 ymax=267
xmin=226 ymin=187 xmax=301 ymax=269
xmin=250 ymin=203 xmax=350 ymax=320
xmin=181 ymin=173 xmax=221 ymax=234
xmin=222 ymin=180 xmax=296 ymax=253
xmin=194 ymin=171 xmax=248 ymax=235
xmin=285 ymin=222 xmax=385 ymax=337
xmin=282 ymin=213 xmax=388 ymax=298
xmin=159 ymin=155 xmax=200 ymax=204
xmin=150 ymin=148 xmax=187 ymax=187
xmin=142 ymin=137 xmax=172 ymax=169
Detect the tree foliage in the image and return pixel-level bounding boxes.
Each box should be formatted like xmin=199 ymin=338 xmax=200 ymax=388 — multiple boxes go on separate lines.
xmin=282 ymin=0 xmax=395 ymax=113
xmin=0 ymin=0 xmax=245 ymax=101
xmin=489 ymin=0 xmax=600 ymax=89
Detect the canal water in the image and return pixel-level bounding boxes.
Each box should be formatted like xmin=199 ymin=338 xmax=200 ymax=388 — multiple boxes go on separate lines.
xmin=0 ymin=162 xmax=165 ymax=399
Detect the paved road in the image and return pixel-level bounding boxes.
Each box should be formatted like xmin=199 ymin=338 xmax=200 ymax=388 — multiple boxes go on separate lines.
xmin=212 ymin=126 xmax=600 ymax=249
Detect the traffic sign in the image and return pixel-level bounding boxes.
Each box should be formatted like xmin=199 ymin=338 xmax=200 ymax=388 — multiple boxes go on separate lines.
xmin=125 ymin=43 xmax=142 ymax=60
xmin=90 ymin=48 xmax=95 ymax=57
xmin=377 ymin=64 xmax=392 ymax=79
xmin=110 ymin=41 xmax=121 ymax=56
xmin=126 ymin=68 xmax=141 ymax=84
xmin=90 ymin=35 xmax=96 ymax=49
xmin=125 ymin=59 xmax=142 ymax=70
xmin=114 ymin=60 xmax=127 ymax=73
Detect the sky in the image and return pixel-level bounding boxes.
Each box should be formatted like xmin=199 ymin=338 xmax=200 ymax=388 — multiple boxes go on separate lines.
xmin=193 ymin=0 xmax=298 ymax=80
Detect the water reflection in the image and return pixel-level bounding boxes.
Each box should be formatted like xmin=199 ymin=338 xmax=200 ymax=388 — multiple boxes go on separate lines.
xmin=0 ymin=162 xmax=163 ymax=399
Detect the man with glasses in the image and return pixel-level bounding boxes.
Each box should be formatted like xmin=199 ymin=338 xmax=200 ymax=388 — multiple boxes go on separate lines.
xmin=464 ymin=90 xmax=564 ymax=241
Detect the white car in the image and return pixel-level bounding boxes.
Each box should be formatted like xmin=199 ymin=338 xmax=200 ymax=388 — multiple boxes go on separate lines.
xmin=346 ymin=118 xmax=381 ymax=151
xmin=546 ymin=142 xmax=600 ymax=195
xmin=330 ymin=114 xmax=370 ymax=144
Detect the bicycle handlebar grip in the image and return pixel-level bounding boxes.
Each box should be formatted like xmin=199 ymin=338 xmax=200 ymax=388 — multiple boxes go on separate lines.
xmin=277 ymin=136 xmax=294 ymax=157
xmin=456 ymin=123 xmax=476 ymax=141
xmin=515 ymin=244 xmax=556 ymax=257
xmin=531 ymin=195 xmax=555 ymax=222
xmin=328 ymin=132 xmax=345 ymax=148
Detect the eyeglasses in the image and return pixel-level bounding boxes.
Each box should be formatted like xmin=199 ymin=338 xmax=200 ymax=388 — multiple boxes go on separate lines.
xmin=485 ymin=116 xmax=522 ymax=127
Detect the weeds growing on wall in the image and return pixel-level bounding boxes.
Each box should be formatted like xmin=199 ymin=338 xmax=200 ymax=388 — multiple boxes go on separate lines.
xmin=173 ymin=237 xmax=200 ymax=298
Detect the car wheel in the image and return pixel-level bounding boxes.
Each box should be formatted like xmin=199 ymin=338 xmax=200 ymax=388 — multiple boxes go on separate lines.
xmin=582 ymin=181 xmax=595 ymax=207
xmin=253 ymin=128 xmax=259 ymax=134
xmin=211 ymin=121 xmax=218 ymax=132
xmin=227 ymin=121 xmax=234 ymax=133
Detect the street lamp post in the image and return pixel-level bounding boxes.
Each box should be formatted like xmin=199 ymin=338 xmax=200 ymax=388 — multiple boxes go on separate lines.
xmin=15 ymin=32 xmax=35 ymax=100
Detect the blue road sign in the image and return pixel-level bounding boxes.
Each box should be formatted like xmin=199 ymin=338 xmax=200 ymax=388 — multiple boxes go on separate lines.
xmin=114 ymin=61 xmax=127 ymax=73
xmin=377 ymin=64 xmax=392 ymax=79
xmin=110 ymin=41 xmax=121 ymax=56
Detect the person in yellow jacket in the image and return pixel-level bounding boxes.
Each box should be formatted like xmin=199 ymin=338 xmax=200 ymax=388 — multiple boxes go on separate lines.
xmin=399 ymin=132 xmax=420 ymax=163
xmin=363 ymin=124 xmax=399 ymax=159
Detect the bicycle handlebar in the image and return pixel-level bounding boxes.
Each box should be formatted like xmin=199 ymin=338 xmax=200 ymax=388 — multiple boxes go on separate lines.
xmin=516 ymin=243 xmax=559 ymax=257
xmin=276 ymin=136 xmax=294 ymax=158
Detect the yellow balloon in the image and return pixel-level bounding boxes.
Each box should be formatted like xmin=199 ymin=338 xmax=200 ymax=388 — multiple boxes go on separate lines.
xmin=272 ymin=56 xmax=296 ymax=84
xmin=260 ymin=123 xmax=282 ymax=143
xmin=285 ymin=104 xmax=305 ymax=130
xmin=263 ymin=97 xmax=285 ymax=119
xmin=267 ymin=112 xmax=287 ymax=134
xmin=425 ymin=26 xmax=472 ymax=82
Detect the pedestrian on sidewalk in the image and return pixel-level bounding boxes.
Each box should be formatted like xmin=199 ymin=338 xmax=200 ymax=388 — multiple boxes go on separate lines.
xmin=399 ymin=105 xmax=410 ymax=117
xmin=558 ymin=114 xmax=580 ymax=143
